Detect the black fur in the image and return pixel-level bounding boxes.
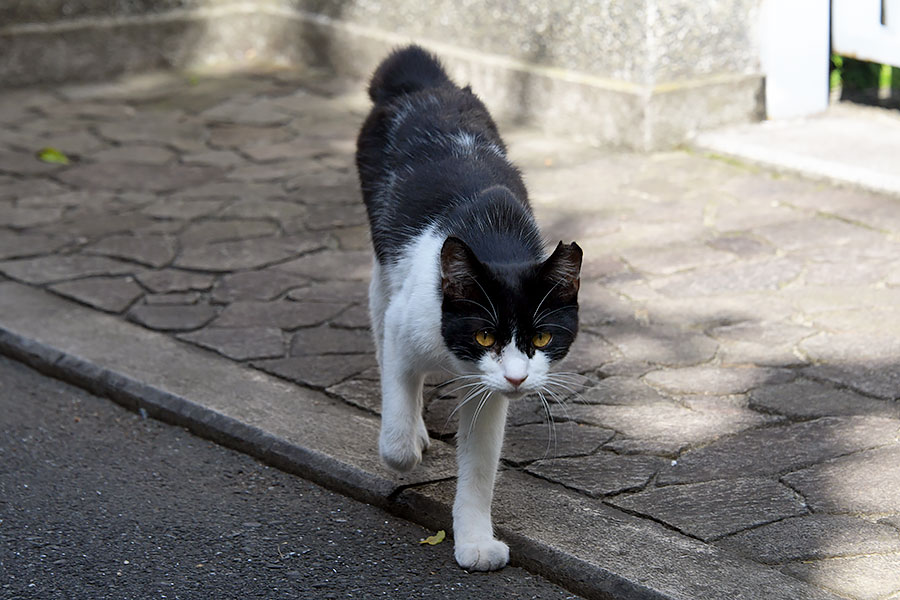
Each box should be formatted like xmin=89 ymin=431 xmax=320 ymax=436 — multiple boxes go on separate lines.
xmin=357 ymin=45 xmax=531 ymax=265
xmin=357 ymin=45 xmax=582 ymax=365
xmin=367 ymin=45 xmax=452 ymax=104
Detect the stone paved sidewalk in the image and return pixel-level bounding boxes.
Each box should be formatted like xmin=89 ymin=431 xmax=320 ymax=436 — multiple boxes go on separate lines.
xmin=2 ymin=70 xmax=900 ymax=600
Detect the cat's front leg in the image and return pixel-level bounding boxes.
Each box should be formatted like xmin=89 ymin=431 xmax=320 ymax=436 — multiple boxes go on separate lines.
xmin=378 ymin=340 xmax=430 ymax=473
xmin=453 ymin=393 xmax=510 ymax=571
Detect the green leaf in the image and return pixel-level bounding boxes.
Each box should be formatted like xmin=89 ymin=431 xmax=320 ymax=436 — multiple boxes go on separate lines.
xmin=37 ymin=147 xmax=70 ymax=165
xmin=419 ymin=530 xmax=446 ymax=545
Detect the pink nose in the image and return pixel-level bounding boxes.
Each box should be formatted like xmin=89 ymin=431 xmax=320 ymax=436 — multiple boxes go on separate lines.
xmin=505 ymin=375 xmax=527 ymax=388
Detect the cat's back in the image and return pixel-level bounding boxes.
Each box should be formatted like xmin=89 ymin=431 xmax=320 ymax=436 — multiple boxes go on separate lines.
xmin=356 ymin=46 xmax=529 ymax=264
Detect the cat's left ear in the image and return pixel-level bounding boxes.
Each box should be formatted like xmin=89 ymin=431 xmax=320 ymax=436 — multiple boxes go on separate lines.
xmin=541 ymin=241 xmax=582 ymax=300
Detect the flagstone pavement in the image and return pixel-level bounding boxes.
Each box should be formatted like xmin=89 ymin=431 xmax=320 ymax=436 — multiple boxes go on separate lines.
xmin=1 ymin=69 xmax=900 ymax=599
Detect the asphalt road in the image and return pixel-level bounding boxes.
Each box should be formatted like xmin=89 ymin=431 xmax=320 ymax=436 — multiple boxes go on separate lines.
xmin=0 ymin=355 xmax=581 ymax=599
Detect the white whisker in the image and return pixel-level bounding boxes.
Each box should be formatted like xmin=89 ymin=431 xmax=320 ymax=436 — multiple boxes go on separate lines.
xmin=536 ymin=390 xmax=557 ymax=460
xmin=541 ymin=323 xmax=576 ymax=335
xmin=441 ymin=380 xmax=490 ymax=398
xmin=532 ymin=281 xmax=562 ymax=321
xmin=443 ymin=384 xmax=487 ymax=437
xmin=454 ymin=298 xmax=496 ymax=323
xmin=434 ymin=374 xmax=483 ymax=389
xmin=467 ymin=275 xmax=498 ymax=322
xmin=534 ymin=304 xmax=577 ymax=326
xmin=543 ymin=386 xmax=574 ymax=422
xmin=458 ymin=316 xmax=495 ymax=325
xmin=544 ymin=380 xmax=590 ymax=405
xmin=467 ymin=389 xmax=492 ymax=438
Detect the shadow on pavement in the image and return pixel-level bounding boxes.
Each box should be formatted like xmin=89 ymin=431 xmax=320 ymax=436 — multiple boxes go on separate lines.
xmin=0 ymin=67 xmax=898 ymax=599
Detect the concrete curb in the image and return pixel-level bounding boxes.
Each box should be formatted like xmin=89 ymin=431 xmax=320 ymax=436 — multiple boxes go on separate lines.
xmin=0 ymin=281 xmax=841 ymax=600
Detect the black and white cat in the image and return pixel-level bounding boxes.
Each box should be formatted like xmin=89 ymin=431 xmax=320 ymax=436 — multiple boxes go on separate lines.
xmin=356 ymin=45 xmax=582 ymax=571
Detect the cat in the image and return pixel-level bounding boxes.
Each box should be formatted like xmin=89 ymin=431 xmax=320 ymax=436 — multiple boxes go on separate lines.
xmin=356 ymin=45 xmax=582 ymax=571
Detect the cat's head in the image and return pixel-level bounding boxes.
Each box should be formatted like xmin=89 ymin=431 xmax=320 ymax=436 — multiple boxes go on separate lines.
xmin=440 ymin=236 xmax=582 ymax=397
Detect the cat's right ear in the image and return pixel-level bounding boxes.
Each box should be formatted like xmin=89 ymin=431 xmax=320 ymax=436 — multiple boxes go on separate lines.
xmin=440 ymin=237 xmax=479 ymax=298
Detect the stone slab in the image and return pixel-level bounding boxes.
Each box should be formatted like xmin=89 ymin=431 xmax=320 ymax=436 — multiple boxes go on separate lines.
xmin=127 ymin=303 xmax=218 ymax=332
xmin=595 ymin=322 xmax=719 ymax=367
xmin=527 ymin=451 xmax=667 ymax=497
xmin=289 ymin=325 xmax=374 ymax=356
xmin=211 ymin=299 xmax=345 ymax=330
xmin=179 ymin=219 xmax=280 ymax=247
xmin=748 ymin=379 xmax=900 ymax=419
xmin=501 ymin=422 xmax=614 ymax=466
xmin=210 ymin=269 xmax=308 ymax=303
xmin=782 ymin=553 xmax=900 ymax=600
xmin=145 ymin=292 xmax=201 ymax=305
xmin=134 ymin=269 xmax=216 ymax=293
xmin=49 ymin=275 xmax=144 ymax=313
xmin=609 ymin=477 xmax=808 ymax=542
xmin=330 ymin=304 xmax=370 ymax=329
xmin=659 ymin=416 xmax=900 ymax=485
xmin=253 ymin=354 xmax=378 ymax=390
xmin=782 ymin=444 xmax=900 ymax=514
xmin=396 ymin=471 xmax=840 ymax=600
xmin=718 ymin=514 xmax=900 ymax=564
xmin=174 ymin=235 xmax=328 ymax=272
xmin=0 ymin=254 xmax=135 ymax=284
xmin=558 ymin=400 xmax=773 ymax=455
xmin=84 ymin=233 xmax=177 ymax=268
xmin=57 ymin=162 xmax=220 ymax=193
xmin=643 ymin=366 xmax=795 ymax=396
xmin=177 ymin=326 xmax=285 ymax=361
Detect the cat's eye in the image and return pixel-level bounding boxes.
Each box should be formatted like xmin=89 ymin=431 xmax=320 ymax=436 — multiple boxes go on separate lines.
xmin=532 ymin=331 xmax=552 ymax=348
xmin=474 ymin=330 xmax=495 ymax=348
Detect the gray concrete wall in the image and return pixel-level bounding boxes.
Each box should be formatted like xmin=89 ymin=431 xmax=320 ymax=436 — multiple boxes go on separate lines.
xmin=0 ymin=0 xmax=765 ymax=149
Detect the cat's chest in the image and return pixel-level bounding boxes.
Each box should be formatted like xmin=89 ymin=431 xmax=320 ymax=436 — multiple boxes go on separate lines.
xmin=382 ymin=228 xmax=446 ymax=355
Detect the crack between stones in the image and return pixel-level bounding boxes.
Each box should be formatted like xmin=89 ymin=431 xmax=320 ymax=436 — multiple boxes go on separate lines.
xmin=601 ymin=500 xmax=710 ymax=544
xmin=385 ymin=475 xmax=457 ymax=503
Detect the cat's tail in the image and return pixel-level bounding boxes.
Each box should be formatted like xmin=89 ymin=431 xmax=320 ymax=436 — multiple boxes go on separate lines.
xmin=368 ymin=45 xmax=452 ymax=104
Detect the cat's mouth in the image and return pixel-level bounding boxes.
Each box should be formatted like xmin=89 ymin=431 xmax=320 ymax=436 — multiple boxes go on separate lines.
xmin=494 ymin=381 xmax=534 ymax=399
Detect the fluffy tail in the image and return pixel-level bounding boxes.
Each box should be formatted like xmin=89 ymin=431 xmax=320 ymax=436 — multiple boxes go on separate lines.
xmin=368 ymin=45 xmax=452 ymax=104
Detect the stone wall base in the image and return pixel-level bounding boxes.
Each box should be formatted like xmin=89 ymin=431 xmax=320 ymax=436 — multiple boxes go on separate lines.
xmin=0 ymin=3 xmax=764 ymax=150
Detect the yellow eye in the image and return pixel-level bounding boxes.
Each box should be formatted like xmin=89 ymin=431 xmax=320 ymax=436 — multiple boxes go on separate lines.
xmin=474 ymin=330 xmax=495 ymax=347
xmin=532 ymin=331 xmax=552 ymax=348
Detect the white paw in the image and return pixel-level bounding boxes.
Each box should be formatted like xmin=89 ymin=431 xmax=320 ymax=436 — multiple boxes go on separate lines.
xmin=379 ymin=422 xmax=430 ymax=473
xmin=454 ymin=539 xmax=509 ymax=571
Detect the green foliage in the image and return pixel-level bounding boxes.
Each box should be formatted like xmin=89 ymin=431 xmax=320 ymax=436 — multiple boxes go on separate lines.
xmin=831 ymin=54 xmax=898 ymax=93
xmin=830 ymin=55 xmax=843 ymax=91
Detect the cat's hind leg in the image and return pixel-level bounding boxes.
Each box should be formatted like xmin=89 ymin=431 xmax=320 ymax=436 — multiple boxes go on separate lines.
xmin=453 ymin=394 xmax=510 ymax=571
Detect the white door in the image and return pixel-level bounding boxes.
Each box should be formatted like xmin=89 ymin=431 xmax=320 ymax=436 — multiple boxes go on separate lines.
xmin=832 ymin=0 xmax=900 ymax=67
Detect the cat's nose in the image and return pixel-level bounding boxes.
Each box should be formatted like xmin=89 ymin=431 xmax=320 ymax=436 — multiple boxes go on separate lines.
xmin=505 ymin=375 xmax=527 ymax=388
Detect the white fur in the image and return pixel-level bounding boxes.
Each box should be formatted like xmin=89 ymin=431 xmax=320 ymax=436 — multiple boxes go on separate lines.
xmin=372 ymin=228 xmax=445 ymax=472
xmin=370 ymin=227 xmax=553 ymax=571
xmin=477 ymin=334 xmax=551 ymax=396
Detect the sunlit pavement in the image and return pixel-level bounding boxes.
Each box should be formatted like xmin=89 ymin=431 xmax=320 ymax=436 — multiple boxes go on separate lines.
xmin=1 ymin=69 xmax=899 ymax=599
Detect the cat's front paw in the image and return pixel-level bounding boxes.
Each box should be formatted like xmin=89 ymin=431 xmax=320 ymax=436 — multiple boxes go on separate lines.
xmin=454 ymin=539 xmax=509 ymax=571
xmin=379 ymin=425 xmax=430 ymax=473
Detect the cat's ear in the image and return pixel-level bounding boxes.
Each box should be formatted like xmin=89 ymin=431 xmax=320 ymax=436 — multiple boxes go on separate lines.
xmin=441 ymin=236 xmax=480 ymax=298
xmin=541 ymin=241 xmax=582 ymax=300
